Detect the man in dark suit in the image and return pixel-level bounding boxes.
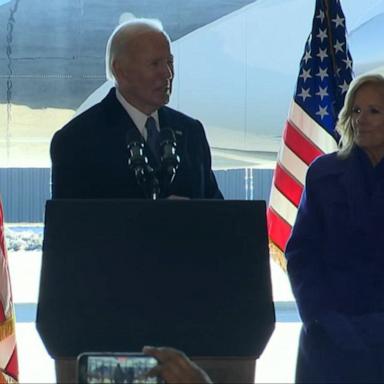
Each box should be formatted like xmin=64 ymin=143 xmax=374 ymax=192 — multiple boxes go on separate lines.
xmin=50 ymin=18 xmax=243 ymax=384
xmin=50 ymin=18 xmax=222 ymax=200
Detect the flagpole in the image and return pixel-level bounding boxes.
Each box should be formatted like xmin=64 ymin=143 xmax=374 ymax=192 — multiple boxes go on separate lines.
xmin=323 ymin=0 xmax=337 ymax=74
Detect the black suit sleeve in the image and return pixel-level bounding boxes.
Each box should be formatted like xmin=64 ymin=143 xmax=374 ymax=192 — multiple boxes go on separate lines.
xmin=50 ymin=128 xmax=77 ymax=198
xmin=194 ymin=120 xmax=223 ymax=199
xmin=50 ymin=123 xmax=101 ymax=199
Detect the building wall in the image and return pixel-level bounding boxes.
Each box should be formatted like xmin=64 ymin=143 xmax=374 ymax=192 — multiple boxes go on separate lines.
xmin=0 ymin=168 xmax=51 ymax=223
xmin=0 ymin=168 xmax=273 ymax=222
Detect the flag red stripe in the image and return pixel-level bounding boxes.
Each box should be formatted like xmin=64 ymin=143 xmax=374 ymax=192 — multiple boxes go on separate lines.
xmin=0 ymin=302 xmax=5 ymax=322
xmin=274 ymin=163 xmax=304 ymax=207
xmin=5 ymin=346 xmax=19 ymax=380
xmin=0 ymin=204 xmax=6 ymax=257
xmin=284 ymin=121 xmax=323 ymax=165
xmin=267 ymin=207 xmax=292 ymax=253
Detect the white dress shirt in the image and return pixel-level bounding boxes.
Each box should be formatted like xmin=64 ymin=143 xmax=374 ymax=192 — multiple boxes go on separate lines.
xmin=115 ymin=88 xmax=159 ymax=141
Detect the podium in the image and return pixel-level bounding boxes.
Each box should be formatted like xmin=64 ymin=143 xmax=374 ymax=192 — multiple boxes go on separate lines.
xmin=36 ymin=199 xmax=275 ymax=361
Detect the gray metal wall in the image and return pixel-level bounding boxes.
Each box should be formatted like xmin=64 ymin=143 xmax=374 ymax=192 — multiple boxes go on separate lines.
xmin=0 ymin=168 xmax=273 ymax=222
xmin=0 ymin=168 xmax=51 ymax=223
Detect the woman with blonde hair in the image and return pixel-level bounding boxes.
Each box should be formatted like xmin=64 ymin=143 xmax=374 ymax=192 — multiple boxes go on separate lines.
xmin=286 ymin=72 xmax=384 ymax=383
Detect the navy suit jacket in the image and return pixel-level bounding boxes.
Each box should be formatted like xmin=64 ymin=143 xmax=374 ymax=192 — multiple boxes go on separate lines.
xmin=50 ymin=88 xmax=223 ymax=199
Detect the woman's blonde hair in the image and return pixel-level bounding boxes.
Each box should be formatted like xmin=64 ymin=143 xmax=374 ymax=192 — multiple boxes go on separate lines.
xmin=336 ymin=73 xmax=384 ymax=158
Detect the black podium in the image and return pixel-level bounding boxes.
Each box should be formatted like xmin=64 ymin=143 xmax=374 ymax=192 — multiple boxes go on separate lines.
xmin=36 ymin=199 xmax=275 ymax=359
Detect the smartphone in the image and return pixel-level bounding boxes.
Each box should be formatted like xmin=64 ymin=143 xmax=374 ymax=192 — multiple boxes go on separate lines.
xmin=77 ymin=352 xmax=162 ymax=383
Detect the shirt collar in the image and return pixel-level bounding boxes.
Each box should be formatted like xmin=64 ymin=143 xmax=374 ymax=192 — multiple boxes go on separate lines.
xmin=115 ymin=88 xmax=159 ymax=139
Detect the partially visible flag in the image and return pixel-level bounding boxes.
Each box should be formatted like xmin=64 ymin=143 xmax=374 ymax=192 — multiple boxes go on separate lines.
xmin=267 ymin=0 xmax=353 ymax=268
xmin=0 ymin=199 xmax=18 ymax=383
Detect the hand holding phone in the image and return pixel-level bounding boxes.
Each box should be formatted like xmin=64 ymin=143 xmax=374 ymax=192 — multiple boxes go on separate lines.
xmin=77 ymin=352 xmax=161 ymax=383
xmin=143 ymin=346 xmax=212 ymax=384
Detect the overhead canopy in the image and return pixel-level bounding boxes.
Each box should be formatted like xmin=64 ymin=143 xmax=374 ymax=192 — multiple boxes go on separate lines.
xmin=0 ymin=0 xmax=383 ymax=167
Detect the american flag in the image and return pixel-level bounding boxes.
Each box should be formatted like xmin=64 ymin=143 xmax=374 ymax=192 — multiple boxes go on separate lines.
xmin=0 ymin=199 xmax=18 ymax=383
xmin=267 ymin=0 xmax=353 ymax=268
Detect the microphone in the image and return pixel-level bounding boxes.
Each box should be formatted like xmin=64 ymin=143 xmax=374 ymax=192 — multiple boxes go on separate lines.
xmin=126 ymin=133 xmax=160 ymax=199
xmin=159 ymin=128 xmax=180 ymax=195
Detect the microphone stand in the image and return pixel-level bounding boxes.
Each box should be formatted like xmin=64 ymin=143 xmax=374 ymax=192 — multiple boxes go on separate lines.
xmin=127 ymin=139 xmax=160 ymax=200
xmin=127 ymin=128 xmax=179 ymax=199
xmin=158 ymin=128 xmax=180 ymax=197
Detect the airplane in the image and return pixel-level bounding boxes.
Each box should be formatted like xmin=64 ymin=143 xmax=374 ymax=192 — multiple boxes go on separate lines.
xmin=0 ymin=0 xmax=383 ymax=169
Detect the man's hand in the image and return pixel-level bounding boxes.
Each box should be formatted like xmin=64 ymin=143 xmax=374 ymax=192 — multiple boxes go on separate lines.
xmin=143 ymin=346 xmax=212 ymax=384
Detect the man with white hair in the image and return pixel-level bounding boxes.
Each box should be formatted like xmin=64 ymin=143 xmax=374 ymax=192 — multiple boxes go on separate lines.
xmin=50 ymin=18 xmax=222 ymax=200
xmin=50 ymin=18 xmax=245 ymax=384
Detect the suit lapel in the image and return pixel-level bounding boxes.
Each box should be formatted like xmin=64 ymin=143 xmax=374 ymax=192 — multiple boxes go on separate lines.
xmin=104 ymin=89 xmax=142 ymax=139
xmin=158 ymin=107 xmax=185 ymax=150
xmin=339 ymin=149 xmax=366 ymax=200
xmin=104 ymin=89 xmax=159 ymax=165
xmin=338 ymin=148 xmax=369 ymax=227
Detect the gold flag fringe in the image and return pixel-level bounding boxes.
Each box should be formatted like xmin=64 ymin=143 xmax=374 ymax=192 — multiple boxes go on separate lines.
xmin=0 ymin=370 xmax=17 ymax=384
xmin=269 ymin=241 xmax=287 ymax=272
xmin=0 ymin=316 xmax=15 ymax=343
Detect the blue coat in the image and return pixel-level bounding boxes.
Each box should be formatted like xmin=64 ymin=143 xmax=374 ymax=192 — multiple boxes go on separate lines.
xmin=50 ymin=88 xmax=223 ymax=199
xmin=286 ymin=147 xmax=384 ymax=383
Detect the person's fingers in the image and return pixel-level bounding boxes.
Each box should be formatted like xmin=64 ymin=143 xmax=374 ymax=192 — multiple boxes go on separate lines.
xmin=142 ymin=345 xmax=156 ymax=355
xmin=145 ymin=365 xmax=162 ymax=378
xmin=145 ymin=362 xmax=181 ymax=383
xmin=143 ymin=345 xmax=164 ymax=362
xmin=143 ymin=346 xmax=187 ymax=364
xmin=142 ymin=346 xmax=212 ymax=383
